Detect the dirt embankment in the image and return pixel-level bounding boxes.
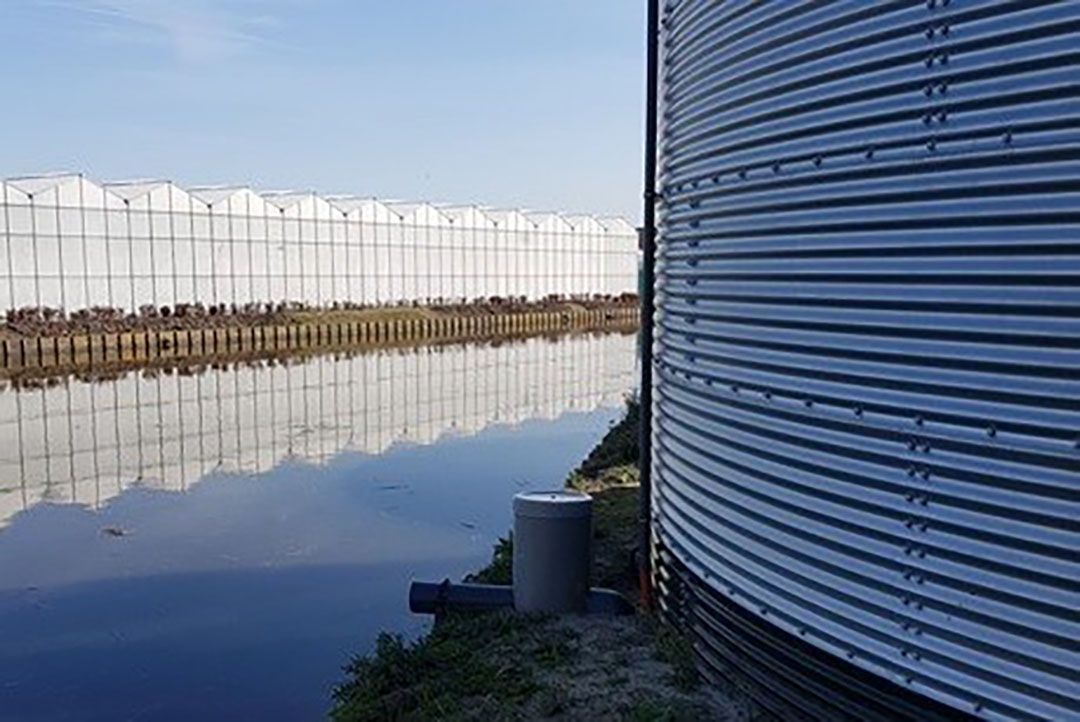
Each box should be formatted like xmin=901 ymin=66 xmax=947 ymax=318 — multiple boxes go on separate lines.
xmin=1 ymin=295 xmax=638 ymax=340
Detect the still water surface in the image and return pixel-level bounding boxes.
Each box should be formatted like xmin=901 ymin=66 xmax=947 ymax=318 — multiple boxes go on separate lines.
xmin=0 ymin=332 xmax=637 ymax=721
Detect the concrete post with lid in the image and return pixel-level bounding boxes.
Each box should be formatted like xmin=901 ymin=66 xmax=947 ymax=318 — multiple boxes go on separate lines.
xmin=512 ymin=490 xmax=593 ymax=613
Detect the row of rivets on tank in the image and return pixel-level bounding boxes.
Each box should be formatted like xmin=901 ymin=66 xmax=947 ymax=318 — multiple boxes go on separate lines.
xmin=662 ymin=352 xmax=944 ymax=542
xmin=658 ymin=354 xmax=939 ymax=679
xmin=664 ymin=336 xmax=1077 ymax=457
xmin=660 ymin=0 xmax=1027 ymax=198
xmin=665 ymin=119 xmax=1017 ymax=197
xmin=655 ymin=354 xmax=1030 ymax=714
xmin=922 ymin=0 xmax=950 ymax=157
xmin=665 ymin=102 xmax=1020 ymax=199
xmin=662 ymin=0 xmax=990 ymax=203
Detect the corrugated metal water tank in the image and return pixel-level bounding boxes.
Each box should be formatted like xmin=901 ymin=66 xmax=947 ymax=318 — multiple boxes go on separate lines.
xmin=652 ymin=2 xmax=1079 ymax=721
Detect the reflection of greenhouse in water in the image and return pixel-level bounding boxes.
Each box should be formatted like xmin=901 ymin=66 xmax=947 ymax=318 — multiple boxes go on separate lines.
xmin=0 ymin=332 xmax=637 ymax=528
xmin=0 ymin=173 xmax=639 ymax=313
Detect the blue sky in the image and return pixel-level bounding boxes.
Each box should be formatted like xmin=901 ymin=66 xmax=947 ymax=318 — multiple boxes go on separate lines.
xmin=0 ymin=1 xmax=644 ymax=217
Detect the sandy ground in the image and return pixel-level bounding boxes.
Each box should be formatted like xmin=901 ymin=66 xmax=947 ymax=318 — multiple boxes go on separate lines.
xmin=505 ymin=614 xmax=749 ymax=721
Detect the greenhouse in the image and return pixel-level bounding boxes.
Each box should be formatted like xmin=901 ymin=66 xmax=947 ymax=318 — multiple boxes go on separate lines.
xmin=0 ymin=173 xmax=639 ymax=314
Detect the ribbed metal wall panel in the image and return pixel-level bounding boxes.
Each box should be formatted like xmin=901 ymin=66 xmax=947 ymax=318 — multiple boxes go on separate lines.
xmin=653 ymin=2 xmax=1079 ymax=720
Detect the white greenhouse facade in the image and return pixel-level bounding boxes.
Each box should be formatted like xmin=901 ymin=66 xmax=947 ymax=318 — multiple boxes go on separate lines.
xmin=0 ymin=173 xmax=639 ymax=314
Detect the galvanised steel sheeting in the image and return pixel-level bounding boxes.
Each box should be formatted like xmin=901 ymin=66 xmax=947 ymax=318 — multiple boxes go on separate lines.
xmin=653 ymin=1 xmax=1079 ymax=720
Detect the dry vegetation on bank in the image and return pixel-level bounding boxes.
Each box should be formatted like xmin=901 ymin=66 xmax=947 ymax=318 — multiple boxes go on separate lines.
xmin=1 ymin=294 xmax=638 ymax=339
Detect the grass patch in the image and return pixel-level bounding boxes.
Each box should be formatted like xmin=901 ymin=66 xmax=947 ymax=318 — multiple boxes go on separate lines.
xmin=571 ymin=470 xmax=640 ymax=598
xmin=463 ymin=535 xmax=512 ymax=586
xmin=654 ymin=624 xmax=700 ymax=693
xmin=330 ymin=612 xmax=543 ymax=722
xmin=625 ymin=697 xmax=706 ymax=722
xmin=285 ymin=307 xmax=434 ymax=325
xmin=574 ymin=395 xmax=640 ymax=479
xmin=534 ymin=636 xmax=577 ymax=670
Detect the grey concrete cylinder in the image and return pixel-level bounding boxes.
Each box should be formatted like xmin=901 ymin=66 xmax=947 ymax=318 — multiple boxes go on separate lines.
xmin=512 ymin=490 xmax=592 ymax=613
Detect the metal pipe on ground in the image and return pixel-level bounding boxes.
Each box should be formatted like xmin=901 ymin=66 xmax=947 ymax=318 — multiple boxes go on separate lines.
xmin=408 ymin=582 xmax=633 ymax=617
xmin=409 ymin=490 xmax=634 ymax=618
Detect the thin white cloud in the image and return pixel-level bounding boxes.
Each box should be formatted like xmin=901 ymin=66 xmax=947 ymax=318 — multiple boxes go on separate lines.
xmin=53 ymin=0 xmax=289 ymax=62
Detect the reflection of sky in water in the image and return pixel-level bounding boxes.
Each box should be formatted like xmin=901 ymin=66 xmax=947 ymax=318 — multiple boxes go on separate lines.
xmin=0 ymin=332 xmax=637 ymax=528
xmin=0 ymin=333 xmax=636 ymax=722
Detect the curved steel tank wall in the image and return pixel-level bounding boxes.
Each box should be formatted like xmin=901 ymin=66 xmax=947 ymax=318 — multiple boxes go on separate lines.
xmin=653 ymin=2 xmax=1079 ymax=720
